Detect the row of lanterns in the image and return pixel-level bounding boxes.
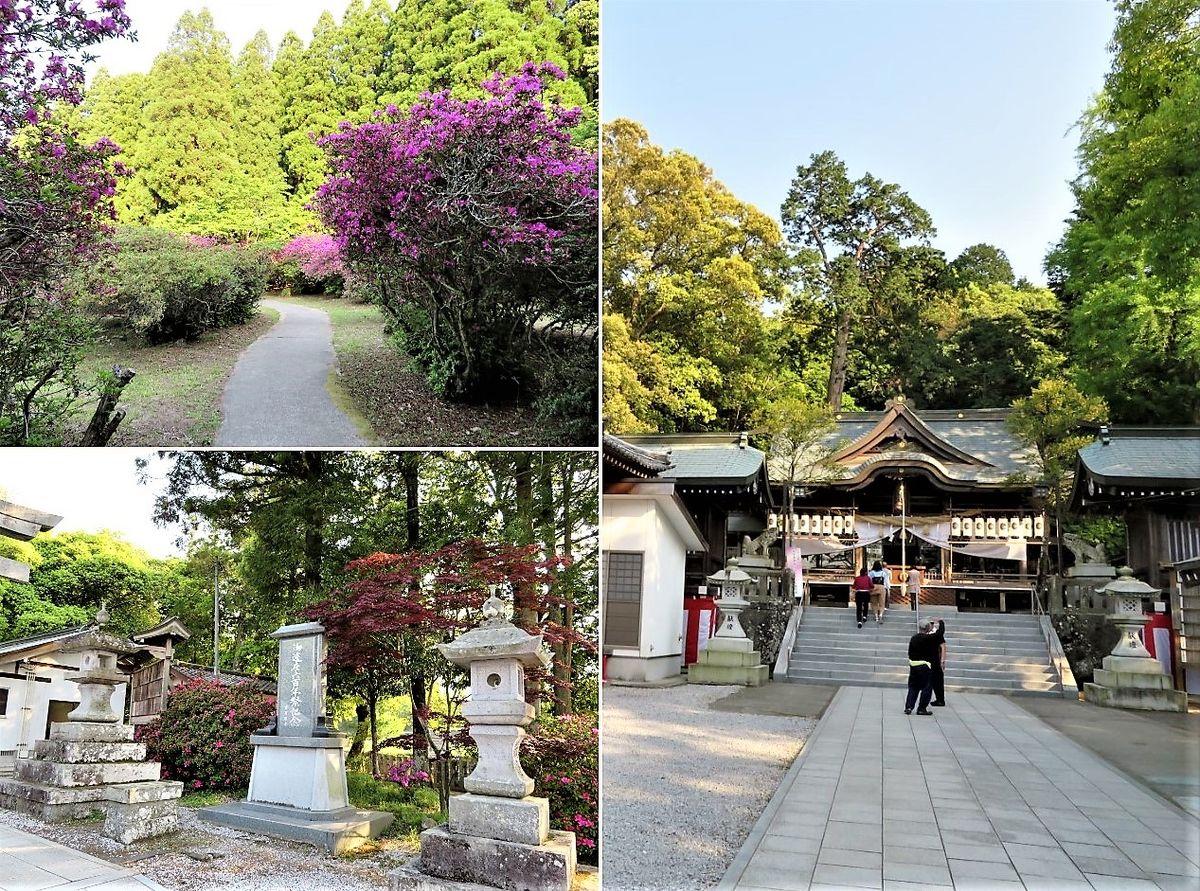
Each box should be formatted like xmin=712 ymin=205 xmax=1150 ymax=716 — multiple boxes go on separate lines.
xmin=951 ymin=515 xmax=1043 ymax=540
xmin=767 ymin=512 xmax=856 ymax=537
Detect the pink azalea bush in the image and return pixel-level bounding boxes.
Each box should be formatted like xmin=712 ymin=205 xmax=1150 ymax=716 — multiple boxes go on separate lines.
xmin=272 ymin=233 xmax=348 ymax=295
xmin=137 ymin=678 xmax=274 ymax=792
xmin=313 ymin=62 xmax=598 ymax=400
xmin=386 ymin=758 xmax=432 ymax=788
xmin=521 ymin=713 xmax=599 ymax=863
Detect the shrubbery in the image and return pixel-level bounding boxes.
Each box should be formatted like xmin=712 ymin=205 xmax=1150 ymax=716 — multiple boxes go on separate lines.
xmin=137 ymin=678 xmax=274 ymax=791
xmin=271 ymin=234 xmax=347 ymax=296
xmin=522 ymin=713 xmax=598 ymax=863
xmin=90 ymin=228 xmax=267 ymax=343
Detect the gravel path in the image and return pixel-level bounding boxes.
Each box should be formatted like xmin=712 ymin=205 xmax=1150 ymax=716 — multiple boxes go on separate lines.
xmin=0 ymin=805 xmax=408 ymax=890
xmin=215 ymin=298 xmax=368 ymax=447
xmin=601 ymin=684 xmax=817 ymax=890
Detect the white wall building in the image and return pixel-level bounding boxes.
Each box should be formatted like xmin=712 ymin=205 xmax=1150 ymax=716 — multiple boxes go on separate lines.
xmin=603 ymin=436 xmax=706 ymax=683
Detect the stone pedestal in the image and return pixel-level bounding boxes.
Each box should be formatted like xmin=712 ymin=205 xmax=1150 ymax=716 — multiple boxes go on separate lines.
xmin=103 ymin=781 xmax=184 ymax=844
xmin=390 ymin=590 xmax=576 ymax=891
xmin=199 ymin=622 xmax=393 ymax=852
xmin=688 ymin=637 xmax=769 ymax=686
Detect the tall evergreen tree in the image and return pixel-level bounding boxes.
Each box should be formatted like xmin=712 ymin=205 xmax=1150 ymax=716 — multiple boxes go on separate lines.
xmin=228 ymin=30 xmax=292 ymax=239
xmin=71 ymin=68 xmax=156 ymax=223
xmin=277 ymin=12 xmax=344 ymax=209
xmin=138 ymin=10 xmax=241 ymax=234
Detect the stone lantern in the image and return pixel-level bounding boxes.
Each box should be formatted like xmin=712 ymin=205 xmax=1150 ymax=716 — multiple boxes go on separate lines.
xmin=688 ymin=558 xmax=768 ymax=686
xmin=62 ymin=606 xmax=138 ymax=723
xmin=1082 ymin=567 xmax=1186 ymax=712
xmin=390 ymin=587 xmax=576 ymax=891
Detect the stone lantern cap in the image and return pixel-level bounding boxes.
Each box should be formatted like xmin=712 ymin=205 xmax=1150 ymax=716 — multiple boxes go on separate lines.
xmin=1096 ymin=565 xmax=1159 ymax=597
xmin=59 ymin=628 xmax=139 ymax=659
xmin=438 ymin=591 xmax=551 ymax=671
xmin=707 ymin=559 xmax=752 ymax=586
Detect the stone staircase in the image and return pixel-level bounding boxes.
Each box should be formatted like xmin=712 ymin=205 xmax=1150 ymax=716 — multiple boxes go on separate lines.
xmin=785 ymin=606 xmax=1063 ymax=696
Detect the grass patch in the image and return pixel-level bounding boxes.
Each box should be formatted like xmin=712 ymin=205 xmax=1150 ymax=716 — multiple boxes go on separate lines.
xmin=279 ymin=294 xmax=580 ymax=446
xmin=346 ymin=770 xmax=442 ymax=839
xmin=70 ymin=306 xmax=280 ymax=446
xmin=65 ymin=808 xmax=106 ymax=825
xmin=178 ymin=789 xmax=241 ymax=808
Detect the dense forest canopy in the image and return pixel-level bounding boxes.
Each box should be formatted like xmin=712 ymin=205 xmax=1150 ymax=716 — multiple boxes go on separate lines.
xmin=603 ymin=0 xmax=1195 ymax=433
xmin=64 ymin=0 xmax=599 ymax=240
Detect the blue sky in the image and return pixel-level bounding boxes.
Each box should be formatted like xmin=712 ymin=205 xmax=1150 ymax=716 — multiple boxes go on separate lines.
xmin=602 ymin=0 xmax=1117 ymax=284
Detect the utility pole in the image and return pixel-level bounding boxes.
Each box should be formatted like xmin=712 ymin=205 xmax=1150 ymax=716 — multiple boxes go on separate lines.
xmin=213 ymin=559 xmax=220 ymax=677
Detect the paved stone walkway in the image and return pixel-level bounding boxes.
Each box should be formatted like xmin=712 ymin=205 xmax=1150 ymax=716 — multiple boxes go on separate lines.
xmin=0 ymin=823 xmax=166 ymax=890
xmin=721 ymin=687 xmax=1200 ymax=891
xmin=215 ymin=299 xmax=368 ymax=447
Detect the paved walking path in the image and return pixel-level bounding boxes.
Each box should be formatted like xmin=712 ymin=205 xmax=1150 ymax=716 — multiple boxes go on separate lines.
xmin=215 ymin=299 xmax=368 ymax=447
xmin=721 ymin=687 xmax=1200 ymax=891
xmin=0 ymin=823 xmax=166 ymax=890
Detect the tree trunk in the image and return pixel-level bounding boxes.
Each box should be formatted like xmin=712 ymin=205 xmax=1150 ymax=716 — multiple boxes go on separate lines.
xmin=553 ymin=458 xmax=575 ymax=716
xmin=78 ymin=365 xmax=135 ymax=446
xmin=827 ymin=306 xmax=852 ymax=411
xmin=400 ymin=454 xmax=429 ymax=759
xmin=367 ymin=669 xmax=380 ymax=777
xmin=299 ymin=452 xmax=325 ymax=597
xmin=347 ymin=702 xmax=370 ymax=760
xmin=513 ymin=453 xmax=537 ymax=625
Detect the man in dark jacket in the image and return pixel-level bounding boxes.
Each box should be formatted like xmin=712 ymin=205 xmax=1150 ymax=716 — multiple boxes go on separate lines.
xmin=905 ymin=618 xmax=939 ymax=715
xmin=929 ymin=618 xmax=947 ymax=706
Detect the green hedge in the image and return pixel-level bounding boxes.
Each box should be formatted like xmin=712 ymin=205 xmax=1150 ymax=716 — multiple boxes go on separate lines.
xmin=93 ymin=228 xmax=267 ymax=343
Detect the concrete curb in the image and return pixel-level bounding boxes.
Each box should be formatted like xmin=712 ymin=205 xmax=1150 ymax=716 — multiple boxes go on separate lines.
xmin=715 ymin=686 xmax=850 ymax=890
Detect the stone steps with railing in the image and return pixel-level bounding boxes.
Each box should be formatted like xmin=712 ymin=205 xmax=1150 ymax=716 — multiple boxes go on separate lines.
xmin=786 ymin=605 xmax=1064 ymax=696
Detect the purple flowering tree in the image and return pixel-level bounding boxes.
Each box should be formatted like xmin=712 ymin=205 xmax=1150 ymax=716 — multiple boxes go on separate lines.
xmin=0 ymin=0 xmax=133 ymax=443
xmin=313 ymin=62 xmax=598 ymax=400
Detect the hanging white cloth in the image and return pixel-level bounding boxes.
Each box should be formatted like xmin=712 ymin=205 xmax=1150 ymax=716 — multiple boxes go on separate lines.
xmin=907 ymin=521 xmax=1025 ymax=561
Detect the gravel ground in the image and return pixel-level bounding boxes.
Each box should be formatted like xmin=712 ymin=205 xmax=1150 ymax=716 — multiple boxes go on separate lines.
xmin=0 ymin=805 xmax=411 ymax=890
xmin=600 ymin=684 xmax=816 ymax=891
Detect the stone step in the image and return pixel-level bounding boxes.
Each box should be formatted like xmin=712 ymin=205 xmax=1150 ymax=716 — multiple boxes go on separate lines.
xmin=802 ymin=608 xmax=1042 ymax=626
xmin=798 ymin=618 xmax=1044 ymax=637
xmin=788 ymin=653 xmax=1057 ymax=672
xmin=33 ymin=740 xmax=147 ymax=764
xmin=793 ymin=640 xmax=1048 ymax=657
xmin=786 ymin=664 xmax=1059 ymax=687
xmin=792 ymin=648 xmax=1056 ymax=672
xmin=787 ymin=660 xmax=1056 ymax=683
xmin=15 ymin=758 xmax=161 ymax=788
xmin=781 ymin=675 xmax=1063 ymax=697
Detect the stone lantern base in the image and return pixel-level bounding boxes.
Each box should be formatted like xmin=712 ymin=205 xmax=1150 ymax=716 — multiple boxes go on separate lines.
xmin=390 ymin=825 xmax=576 ymax=891
xmin=687 ymin=637 xmax=768 ymax=686
xmin=1083 ymin=654 xmax=1187 ymax=712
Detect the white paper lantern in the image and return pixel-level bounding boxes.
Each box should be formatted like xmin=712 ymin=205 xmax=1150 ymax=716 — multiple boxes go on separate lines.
xmin=767 ymin=513 xmax=778 ymax=530
xmin=799 ymin=514 xmax=809 ymax=534
xmin=997 ymin=517 xmax=1009 ymax=537
xmin=985 ymin=517 xmax=997 ymax=538
xmin=1022 ymin=517 xmax=1033 ymax=537
xmin=844 ymin=515 xmax=855 ymax=535
xmin=821 ymin=515 xmax=833 ymax=535
xmin=1034 ymin=516 xmax=1045 ymax=538
xmin=833 ymin=515 xmax=844 ymax=535
xmin=972 ymin=518 xmax=985 ymax=538
xmin=950 ymin=516 xmax=962 ymax=537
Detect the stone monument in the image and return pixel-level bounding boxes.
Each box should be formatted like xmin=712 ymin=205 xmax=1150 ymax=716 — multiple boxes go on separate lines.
xmin=199 ymin=621 xmax=393 ymax=852
xmin=688 ymin=559 xmax=769 ymax=686
xmin=0 ymin=609 xmax=183 ymax=844
xmin=1083 ymin=567 xmax=1187 ymax=712
xmin=390 ymin=589 xmax=576 ymax=891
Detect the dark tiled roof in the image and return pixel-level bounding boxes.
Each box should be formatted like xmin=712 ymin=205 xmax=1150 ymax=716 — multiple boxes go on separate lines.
xmin=0 ymin=624 xmax=91 ymax=657
xmin=173 ymin=662 xmax=277 ymax=694
xmin=603 ymin=434 xmax=672 ymax=478
xmin=1077 ymin=429 xmax=1200 ymax=486
xmin=622 ymin=433 xmax=765 ymax=484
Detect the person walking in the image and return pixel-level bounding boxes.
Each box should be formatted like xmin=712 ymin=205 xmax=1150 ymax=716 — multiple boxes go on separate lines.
xmin=881 ymin=560 xmax=892 ymax=611
xmin=905 ymin=617 xmax=938 ymax=715
xmin=906 ymin=565 xmax=921 ymax=608
xmin=850 ymin=566 xmax=873 ymax=628
xmin=930 ymin=617 xmax=947 ymax=706
xmin=869 ymin=560 xmax=887 ymax=623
